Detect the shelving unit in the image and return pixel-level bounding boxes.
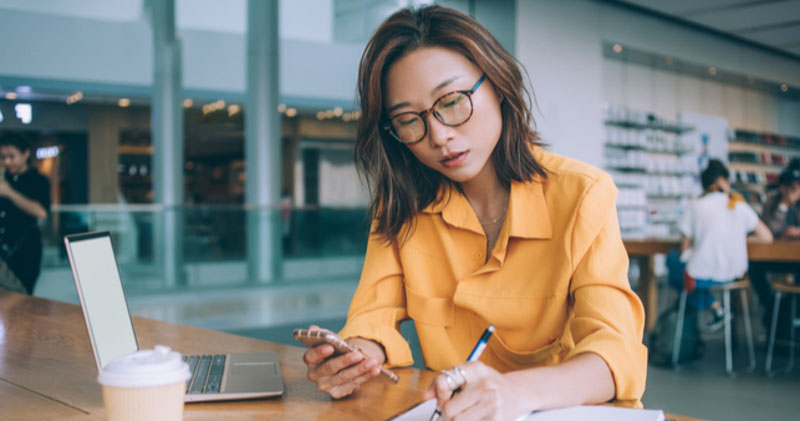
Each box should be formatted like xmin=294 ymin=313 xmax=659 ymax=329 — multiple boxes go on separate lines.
xmin=603 ymin=105 xmax=696 ymax=239
xmin=728 ymin=129 xmax=800 ymax=213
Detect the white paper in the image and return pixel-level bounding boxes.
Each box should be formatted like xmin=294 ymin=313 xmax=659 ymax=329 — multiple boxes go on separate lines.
xmin=520 ymin=405 xmax=665 ymax=421
xmin=391 ymin=399 xmax=665 ymax=421
xmin=389 ymin=399 xmax=437 ymax=421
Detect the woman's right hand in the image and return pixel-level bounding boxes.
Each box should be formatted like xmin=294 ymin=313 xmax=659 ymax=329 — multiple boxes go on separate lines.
xmin=302 ymin=326 xmax=384 ymax=399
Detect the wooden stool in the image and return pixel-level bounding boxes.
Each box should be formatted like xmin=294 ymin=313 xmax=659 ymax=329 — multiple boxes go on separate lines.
xmin=765 ymin=281 xmax=800 ymax=376
xmin=672 ymin=278 xmax=756 ymax=377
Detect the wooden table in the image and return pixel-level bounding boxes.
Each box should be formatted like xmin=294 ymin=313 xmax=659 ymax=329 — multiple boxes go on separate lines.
xmin=0 ymin=291 xmax=703 ymax=420
xmin=624 ymin=240 xmax=800 ymax=332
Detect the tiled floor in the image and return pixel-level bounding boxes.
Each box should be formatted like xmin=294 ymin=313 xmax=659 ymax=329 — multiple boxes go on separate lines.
xmin=34 ymin=271 xmax=800 ymax=420
xmin=645 ymin=338 xmax=800 ymax=420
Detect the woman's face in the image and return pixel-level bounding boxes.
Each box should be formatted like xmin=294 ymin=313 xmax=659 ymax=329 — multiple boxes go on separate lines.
xmin=0 ymin=145 xmax=29 ymax=174
xmin=780 ymin=182 xmax=800 ymax=206
xmin=383 ymin=47 xmax=503 ymax=184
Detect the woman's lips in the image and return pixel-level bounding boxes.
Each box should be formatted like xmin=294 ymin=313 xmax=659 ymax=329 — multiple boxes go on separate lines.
xmin=441 ymin=151 xmax=468 ymax=169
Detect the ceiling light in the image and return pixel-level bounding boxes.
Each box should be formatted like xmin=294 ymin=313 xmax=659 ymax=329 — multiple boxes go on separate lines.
xmin=183 ymin=98 xmax=193 ymax=108
xmin=316 ymin=111 xmax=324 ymax=120
xmin=708 ymin=67 xmax=717 ymax=76
xmin=278 ymin=104 xmax=287 ymax=113
xmin=333 ymin=107 xmax=343 ymax=117
xmin=285 ymin=108 xmax=297 ymax=117
xmin=781 ymin=84 xmax=789 ymax=92
xmin=118 ymin=98 xmax=131 ymax=107
xmin=5 ymin=92 xmax=18 ymax=100
xmin=16 ymin=86 xmax=31 ymax=94
xmin=612 ymin=44 xmax=622 ymax=54
xmin=66 ymin=91 xmax=83 ymax=105
xmin=202 ymin=100 xmax=226 ymax=115
xmin=227 ymin=104 xmax=241 ymax=116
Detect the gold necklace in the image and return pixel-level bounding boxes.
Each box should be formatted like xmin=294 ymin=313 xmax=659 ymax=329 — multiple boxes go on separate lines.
xmin=483 ymin=211 xmax=507 ymax=261
xmin=479 ymin=205 xmax=508 ymax=225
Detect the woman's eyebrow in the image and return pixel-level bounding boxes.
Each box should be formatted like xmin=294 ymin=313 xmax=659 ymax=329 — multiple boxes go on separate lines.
xmin=386 ymin=75 xmax=463 ymax=114
xmin=431 ymin=75 xmax=460 ymax=95
xmin=386 ymin=101 xmax=410 ymax=114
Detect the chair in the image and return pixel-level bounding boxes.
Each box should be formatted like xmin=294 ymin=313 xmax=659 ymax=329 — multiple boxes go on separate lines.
xmin=765 ymin=281 xmax=800 ymax=376
xmin=672 ymin=278 xmax=756 ymax=377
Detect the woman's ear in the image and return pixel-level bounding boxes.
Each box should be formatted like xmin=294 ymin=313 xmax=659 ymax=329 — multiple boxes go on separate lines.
xmin=715 ymin=176 xmax=731 ymax=192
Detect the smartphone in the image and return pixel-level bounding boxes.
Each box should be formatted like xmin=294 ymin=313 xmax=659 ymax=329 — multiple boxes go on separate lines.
xmin=293 ymin=328 xmax=399 ymax=383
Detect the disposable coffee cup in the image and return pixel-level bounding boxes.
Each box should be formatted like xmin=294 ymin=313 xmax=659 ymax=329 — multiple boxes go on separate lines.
xmin=97 ymin=345 xmax=191 ymax=421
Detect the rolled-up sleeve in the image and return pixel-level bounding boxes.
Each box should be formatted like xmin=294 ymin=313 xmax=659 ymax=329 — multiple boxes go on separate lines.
xmin=565 ymin=173 xmax=647 ymax=406
xmin=338 ymin=229 xmax=414 ymax=367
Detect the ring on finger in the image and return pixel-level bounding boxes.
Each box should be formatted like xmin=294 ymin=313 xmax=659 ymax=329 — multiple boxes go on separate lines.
xmin=449 ymin=366 xmax=464 ymax=387
xmin=453 ymin=365 xmax=468 ymax=387
xmin=441 ymin=369 xmax=459 ymax=390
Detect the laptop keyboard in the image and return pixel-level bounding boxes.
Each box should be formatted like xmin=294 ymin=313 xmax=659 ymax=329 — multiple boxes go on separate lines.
xmin=184 ymin=354 xmax=226 ymax=394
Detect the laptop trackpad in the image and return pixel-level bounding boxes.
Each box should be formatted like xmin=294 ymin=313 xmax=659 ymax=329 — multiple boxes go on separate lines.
xmin=223 ymin=353 xmax=283 ymax=393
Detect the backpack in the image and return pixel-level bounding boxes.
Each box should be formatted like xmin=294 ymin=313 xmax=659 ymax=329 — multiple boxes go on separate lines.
xmin=648 ymin=306 xmax=704 ymax=367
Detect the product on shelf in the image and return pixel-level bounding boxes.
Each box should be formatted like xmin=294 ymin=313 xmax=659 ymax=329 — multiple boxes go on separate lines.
xmin=727 ymin=128 xmax=800 ymax=213
xmin=603 ymin=104 xmax=697 ymax=239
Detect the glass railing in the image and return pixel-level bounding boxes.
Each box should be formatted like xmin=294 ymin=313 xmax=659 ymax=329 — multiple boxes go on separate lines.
xmin=38 ymin=205 xmax=371 ymax=297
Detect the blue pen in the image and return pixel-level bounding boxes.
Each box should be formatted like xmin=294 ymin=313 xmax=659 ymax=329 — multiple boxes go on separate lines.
xmin=467 ymin=324 xmax=495 ymax=362
xmin=430 ymin=324 xmax=495 ymax=421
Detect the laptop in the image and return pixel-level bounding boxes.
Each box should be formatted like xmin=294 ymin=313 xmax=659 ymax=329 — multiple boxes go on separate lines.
xmin=64 ymin=231 xmax=285 ymax=402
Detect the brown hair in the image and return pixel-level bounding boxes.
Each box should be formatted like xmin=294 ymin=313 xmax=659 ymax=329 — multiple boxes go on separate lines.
xmin=354 ymin=5 xmax=546 ymax=242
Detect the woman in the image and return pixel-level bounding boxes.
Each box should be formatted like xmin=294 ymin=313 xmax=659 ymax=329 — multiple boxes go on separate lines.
xmin=677 ymin=159 xmax=772 ymax=330
xmin=302 ymin=6 xmax=646 ymax=418
xmin=0 ymin=133 xmax=51 ymax=295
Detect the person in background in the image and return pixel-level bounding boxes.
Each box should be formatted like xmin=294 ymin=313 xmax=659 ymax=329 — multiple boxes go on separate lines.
xmin=678 ymin=159 xmax=772 ymax=330
xmin=301 ymin=5 xmax=646 ymax=418
xmin=0 ymin=132 xmax=51 ymax=295
xmin=761 ymin=159 xmax=800 ymax=240
xmin=749 ymin=159 xmax=800 ymax=334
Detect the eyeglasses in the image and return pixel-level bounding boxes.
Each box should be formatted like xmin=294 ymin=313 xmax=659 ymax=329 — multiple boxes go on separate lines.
xmin=384 ymin=74 xmax=487 ymax=145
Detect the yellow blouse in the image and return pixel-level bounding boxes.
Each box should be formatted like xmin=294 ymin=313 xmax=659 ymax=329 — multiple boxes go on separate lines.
xmin=338 ymin=148 xmax=647 ymax=407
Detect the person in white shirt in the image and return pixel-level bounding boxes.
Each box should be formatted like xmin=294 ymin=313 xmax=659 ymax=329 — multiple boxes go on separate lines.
xmin=677 ymin=159 xmax=772 ymax=328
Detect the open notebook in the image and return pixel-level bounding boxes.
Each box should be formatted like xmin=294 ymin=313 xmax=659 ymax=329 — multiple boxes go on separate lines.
xmin=391 ymin=399 xmax=665 ymax=421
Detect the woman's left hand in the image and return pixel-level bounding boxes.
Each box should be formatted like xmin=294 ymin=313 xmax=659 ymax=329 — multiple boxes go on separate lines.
xmin=422 ymin=362 xmax=530 ymax=421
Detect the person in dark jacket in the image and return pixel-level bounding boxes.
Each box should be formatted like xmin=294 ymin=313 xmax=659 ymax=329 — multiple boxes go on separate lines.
xmin=749 ymin=159 xmax=800 ymax=335
xmin=761 ymin=159 xmax=800 ymax=239
xmin=0 ymin=133 xmax=51 ymax=294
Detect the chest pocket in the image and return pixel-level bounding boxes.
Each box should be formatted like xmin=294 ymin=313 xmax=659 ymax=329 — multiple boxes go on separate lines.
xmin=487 ymin=331 xmax=564 ymax=369
xmin=406 ymin=285 xmax=454 ymax=327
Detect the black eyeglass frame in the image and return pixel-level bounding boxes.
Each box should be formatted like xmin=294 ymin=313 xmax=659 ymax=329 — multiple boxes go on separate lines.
xmin=383 ymin=74 xmax=487 ymax=145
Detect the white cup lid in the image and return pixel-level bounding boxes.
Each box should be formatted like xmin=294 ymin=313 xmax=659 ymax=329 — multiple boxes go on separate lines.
xmin=97 ymin=345 xmax=191 ymax=388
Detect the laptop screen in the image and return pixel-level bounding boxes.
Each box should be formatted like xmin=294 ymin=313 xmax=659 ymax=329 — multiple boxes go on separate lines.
xmin=65 ymin=232 xmax=138 ymax=369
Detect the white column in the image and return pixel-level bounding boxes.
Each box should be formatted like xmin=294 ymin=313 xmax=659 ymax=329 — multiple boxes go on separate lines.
xmin=150 ymin=0 xmax=184 ymax=287
xmin=246 ymin=0 xmax=282 ymax=283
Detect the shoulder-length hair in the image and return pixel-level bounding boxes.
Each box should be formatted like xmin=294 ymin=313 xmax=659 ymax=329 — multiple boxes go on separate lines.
xmin=355 ymin=5 xmax=546 ymax=243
